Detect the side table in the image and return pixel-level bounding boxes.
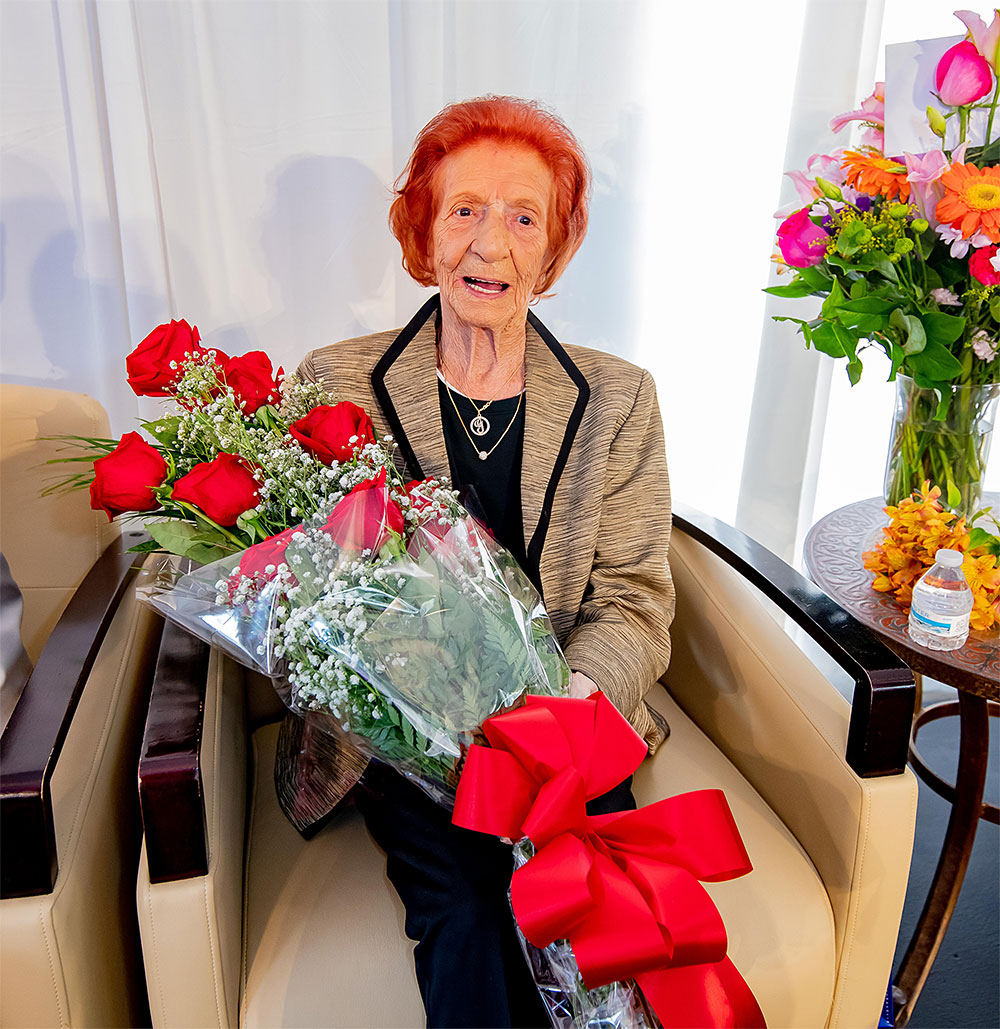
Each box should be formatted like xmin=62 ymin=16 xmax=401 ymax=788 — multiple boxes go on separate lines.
xmin=804 ymin=496 xmax=998 ymax=1028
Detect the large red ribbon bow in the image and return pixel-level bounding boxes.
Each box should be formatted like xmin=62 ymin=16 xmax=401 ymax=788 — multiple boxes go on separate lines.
xmin=453 ymin=692 xmax=766 ymax=1028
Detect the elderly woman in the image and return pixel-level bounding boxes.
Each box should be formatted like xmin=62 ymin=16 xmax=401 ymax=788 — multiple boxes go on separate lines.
xmin=281 ymin=96 xmax=674 ymax=1028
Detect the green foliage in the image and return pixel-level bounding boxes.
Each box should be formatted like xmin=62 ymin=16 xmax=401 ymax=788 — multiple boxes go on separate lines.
xmin=145 ymin=520 xmax=233 ymax=564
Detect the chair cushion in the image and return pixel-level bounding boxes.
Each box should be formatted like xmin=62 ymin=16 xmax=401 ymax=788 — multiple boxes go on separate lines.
xmin=640 ymin=686 xmax=836 ymax=1029
xmin=241 ymin=724 xmax=423 ymax=1029
xmin=242 ymin=689 xmax=835 ymax=1029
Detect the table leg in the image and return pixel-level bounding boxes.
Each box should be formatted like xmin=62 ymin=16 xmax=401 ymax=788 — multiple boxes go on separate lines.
xmin=892 ymin=691 xmax=990 ymax=1027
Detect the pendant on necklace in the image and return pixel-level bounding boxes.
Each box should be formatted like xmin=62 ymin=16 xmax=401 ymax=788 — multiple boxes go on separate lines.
xmin=470 ymin=414 xmax=490 ymax=436
xmin=478 ymin=450 xmax=487 ymax=460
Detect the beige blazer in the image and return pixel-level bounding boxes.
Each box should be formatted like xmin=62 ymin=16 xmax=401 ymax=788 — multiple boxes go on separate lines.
xmin=277 ymin=295 xmax=675 ymax=831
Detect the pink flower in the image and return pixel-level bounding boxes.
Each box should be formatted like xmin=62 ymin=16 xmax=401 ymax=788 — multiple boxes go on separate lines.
xmin=970 ymin=244 xmax=1000 ymax=285
xmin=831 ymin=83 xmax=885 ymax=150
xmin=776 ymin=207 xmax=830 ymax=268
xmin=936 ymin=223 xmax=993 ymax=257
xmin=930 ymin=287 xmax=962 ymax=306
xmin=776 ymin=151 xmax=850 ymax=218
xmin=971 ymin=329 xmax=998 ymax=362
xmin=936 ymin=40 xmax=993 ymax=106
xmin=956 ymin=9 xmax=1000 ymax=71
xmin=904 ymin=150 xmax=951 ymax=221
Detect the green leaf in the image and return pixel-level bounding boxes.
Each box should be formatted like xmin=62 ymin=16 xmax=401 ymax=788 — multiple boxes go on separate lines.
xmin=127 ymin=539 xmax=162 ymax=554
xmin=966 ymin=137 xmax=1000 ymax=164
xmin=836 ymin=297 xmax=897 ymax=315
xmin=764 ymin=282 xmax=816 ymax=299
xmin=968 ymin=526 xmax=1000 ymax=553
xmin=836 ymin=219 xmax=872 ymax=257
xmin=799 ymin=265 xmax=834 ymax=290
xmin=947 ymin=481 xmax=962 ymax=510
xmin=146 ymin=520 xmax=231 ymax=564
xmin=141 ymin=416 xmax=183 ymax=446
xmin=819 ymin=281 xmax=846 ymax=324
xmin=990 ymin=295 xmax=1000 ymax=324
xmin=890 ymin=308 xmax=927 ymax=354
xmin=920 ymin=311 xmax=966 ymax=347
xmin=862 ymin=252 xmax=899 ymax=283
xmin=905 ymin=341 xmax=965 ymax=380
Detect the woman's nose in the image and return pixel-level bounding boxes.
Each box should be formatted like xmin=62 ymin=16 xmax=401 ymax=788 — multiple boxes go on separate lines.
xmin=472 ymin=210 xmax=511 ymax=262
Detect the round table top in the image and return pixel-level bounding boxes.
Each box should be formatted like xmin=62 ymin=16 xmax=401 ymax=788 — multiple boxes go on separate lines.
xmin=804 ymin=496 xmax=999 ymax=701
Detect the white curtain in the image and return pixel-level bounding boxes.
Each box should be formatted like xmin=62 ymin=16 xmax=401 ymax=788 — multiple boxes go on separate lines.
xmin=735 ymin=0 xmax=886 ymax=562
xmin=9 ymin=0 xmax=948 ymax=558
xmin=1 ymin=0 xmax=649 ymax=436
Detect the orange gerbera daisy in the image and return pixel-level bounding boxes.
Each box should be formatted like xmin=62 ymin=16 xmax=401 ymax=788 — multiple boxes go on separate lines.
xmin=935 ymin=163 xmax=1000 ymax=243
xmin=841 ymin=150 xmax=911 ymax=202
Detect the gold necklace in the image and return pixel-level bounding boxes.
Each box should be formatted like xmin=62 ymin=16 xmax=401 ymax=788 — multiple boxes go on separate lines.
xmin=438 ymin=355 xmax=524 ymax=437
xmin=444 ymin=379 xmax=524 ymax=461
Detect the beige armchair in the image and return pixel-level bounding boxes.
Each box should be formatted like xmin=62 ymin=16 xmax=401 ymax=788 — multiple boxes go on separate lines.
xmin=136 ymin=506 xmax=919 ymax=1029
xmin=0 ymin=385 xmax=163 ymax=1028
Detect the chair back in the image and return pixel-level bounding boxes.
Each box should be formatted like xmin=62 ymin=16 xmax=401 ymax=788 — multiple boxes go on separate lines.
xmin=0 ymin=384 xmax=118 ymax=660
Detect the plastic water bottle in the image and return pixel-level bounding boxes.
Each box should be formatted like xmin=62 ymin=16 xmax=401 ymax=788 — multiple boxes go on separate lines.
xmin=908 ymin=549 xmax=974 ymax=651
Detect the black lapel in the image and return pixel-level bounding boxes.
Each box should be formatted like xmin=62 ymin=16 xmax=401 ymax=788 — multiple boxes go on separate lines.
xmin=370 ymin=294 xmax=441 ymax=480
xmin=523 ymin=309 xmax=590 ymax=571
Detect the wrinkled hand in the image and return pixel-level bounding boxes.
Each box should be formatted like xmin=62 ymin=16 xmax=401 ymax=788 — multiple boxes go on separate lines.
xmin=569 ymin=670 xmax=599 ymax=699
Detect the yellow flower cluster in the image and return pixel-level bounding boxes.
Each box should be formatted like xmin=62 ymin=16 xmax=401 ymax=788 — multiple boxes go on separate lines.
xmin=862 ymin=482 xmax=1000 ymax=632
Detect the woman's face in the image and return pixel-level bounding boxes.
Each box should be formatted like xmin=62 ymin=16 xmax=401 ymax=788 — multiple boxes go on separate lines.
xmin=429 ymin=141 xmax=555 ymax=338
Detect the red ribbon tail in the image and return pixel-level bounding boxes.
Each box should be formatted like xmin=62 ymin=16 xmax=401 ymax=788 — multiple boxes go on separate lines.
xmin=636 ymin=958 xmax=766 ymax=1029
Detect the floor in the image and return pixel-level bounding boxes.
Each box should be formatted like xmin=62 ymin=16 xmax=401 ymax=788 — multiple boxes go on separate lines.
xmin=891 ymin=680 xmax=999 ymax=1029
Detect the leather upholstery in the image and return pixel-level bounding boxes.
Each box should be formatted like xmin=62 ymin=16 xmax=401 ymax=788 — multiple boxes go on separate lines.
xmin=0 ymin=570 xmax=161 ymax=1027
xmin=137 ymin=650 xmax=247 ymax=1029
xmin=0 ymin=383 xmax=117 ymax=661
xmin=1 ymin=384 xmax=162 ymax=1027
xmin=136 ymin=523 xmax=918 ymax=1029
xmin=664 ymin=529 xmax=918 ymax=1028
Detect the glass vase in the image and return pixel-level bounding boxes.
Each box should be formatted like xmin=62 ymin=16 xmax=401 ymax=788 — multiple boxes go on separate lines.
xmin=883 ymin=375 xmax=999 ymax=517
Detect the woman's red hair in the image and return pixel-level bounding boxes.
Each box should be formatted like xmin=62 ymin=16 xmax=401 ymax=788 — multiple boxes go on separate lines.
xmin=389 ymin=96 xmax=590 ymax=295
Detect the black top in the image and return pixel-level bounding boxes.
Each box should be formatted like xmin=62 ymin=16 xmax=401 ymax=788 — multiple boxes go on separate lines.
xmin=437 ymin=376 xmax=532 ymax=578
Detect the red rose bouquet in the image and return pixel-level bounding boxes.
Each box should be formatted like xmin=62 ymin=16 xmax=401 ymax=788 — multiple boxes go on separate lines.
xmin=52 ymin=317 xmax=570 ymax=795
xmin=57 ymin=320 xmax=760 ymax=1029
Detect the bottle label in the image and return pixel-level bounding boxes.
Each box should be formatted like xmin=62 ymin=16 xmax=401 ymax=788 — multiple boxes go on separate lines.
xmin=909 ymin=606 xmax=969 ymax=637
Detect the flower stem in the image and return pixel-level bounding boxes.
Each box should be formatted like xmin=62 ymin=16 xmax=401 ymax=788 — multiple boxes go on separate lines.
xmin=987 ymin=74 xmax=1000 ymax=145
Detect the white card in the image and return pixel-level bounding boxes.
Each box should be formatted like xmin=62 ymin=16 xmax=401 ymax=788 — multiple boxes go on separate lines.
xmin=884 ymin=34 xmax=991 ymax=156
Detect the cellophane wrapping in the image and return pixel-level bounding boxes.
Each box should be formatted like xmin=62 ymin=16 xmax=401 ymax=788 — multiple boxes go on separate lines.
xmin=511 ymin=840 xmax=657 ymax=1029
xmin=136 ymin=488 xmax=569 ymax=805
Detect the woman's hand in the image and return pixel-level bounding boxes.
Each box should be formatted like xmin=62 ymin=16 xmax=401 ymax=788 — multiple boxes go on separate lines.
xmin=569 ymin=670 xmax=599 ymax=699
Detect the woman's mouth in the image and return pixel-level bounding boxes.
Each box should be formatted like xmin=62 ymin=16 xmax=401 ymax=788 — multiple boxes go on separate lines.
xmin=463 ymin=277 xmax=509 ymax=295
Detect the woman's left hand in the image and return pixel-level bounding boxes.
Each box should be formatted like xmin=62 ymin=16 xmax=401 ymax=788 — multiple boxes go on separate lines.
xmin=569 ymin=670 xmax=599 ymax=699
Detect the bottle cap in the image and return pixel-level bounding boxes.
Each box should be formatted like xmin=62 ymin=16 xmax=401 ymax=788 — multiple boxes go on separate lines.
xmin=934 ymin=548 xmax=964 ymax=568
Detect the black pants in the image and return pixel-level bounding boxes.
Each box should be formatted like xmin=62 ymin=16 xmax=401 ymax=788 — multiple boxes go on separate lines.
xmin=355 ymin=761 xmax=636 ymax=1029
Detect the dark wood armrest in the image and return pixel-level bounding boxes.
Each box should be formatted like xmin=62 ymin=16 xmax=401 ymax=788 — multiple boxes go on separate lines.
xmin=1 ymin=530 xmax=156 ymax=898
xmin=673 ymin=504 xmax=915 ymax=778
xmin=138 ymin=620 xmax=212 ymax=884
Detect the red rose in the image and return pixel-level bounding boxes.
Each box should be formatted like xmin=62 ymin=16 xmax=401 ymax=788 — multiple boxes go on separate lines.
xmin=171 ymin=453 xmax=260 ymax=526
xmin=237 ymin=524 xmax=301 ymax=581
xmin=126 ymin=319 xmax=205 ymax=397
xmin=89 ymin=432 xmax=168 ymax=521
xmin=322 ymin=467 xmax=405 ymax=553
xmin=225 ymin=351 xmax=284 ymax=414
xmin=289 ymin=402 xmax=376 ymax=464
xmin=969 ymin=244 xmax=1000 ymax=286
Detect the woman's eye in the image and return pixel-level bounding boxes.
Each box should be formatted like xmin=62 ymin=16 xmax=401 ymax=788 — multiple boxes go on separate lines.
xmin=457 ymin=207 xmax=472 ymax=217
xmin=517 ymin=215 xmax=533 ymax=226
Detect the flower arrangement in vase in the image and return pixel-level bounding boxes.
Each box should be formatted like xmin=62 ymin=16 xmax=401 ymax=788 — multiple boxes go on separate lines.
xmin=767 ymin=9 xmax=1000 ymax=517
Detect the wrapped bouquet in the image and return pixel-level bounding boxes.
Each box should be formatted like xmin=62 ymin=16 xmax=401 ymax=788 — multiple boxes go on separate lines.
xmin=53 ymin=318 xmax=763 ymax=1028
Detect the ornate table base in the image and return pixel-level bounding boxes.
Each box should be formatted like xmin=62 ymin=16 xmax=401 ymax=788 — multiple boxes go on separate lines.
xmin=892 ymin=694 xmax=999 ymax=1027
